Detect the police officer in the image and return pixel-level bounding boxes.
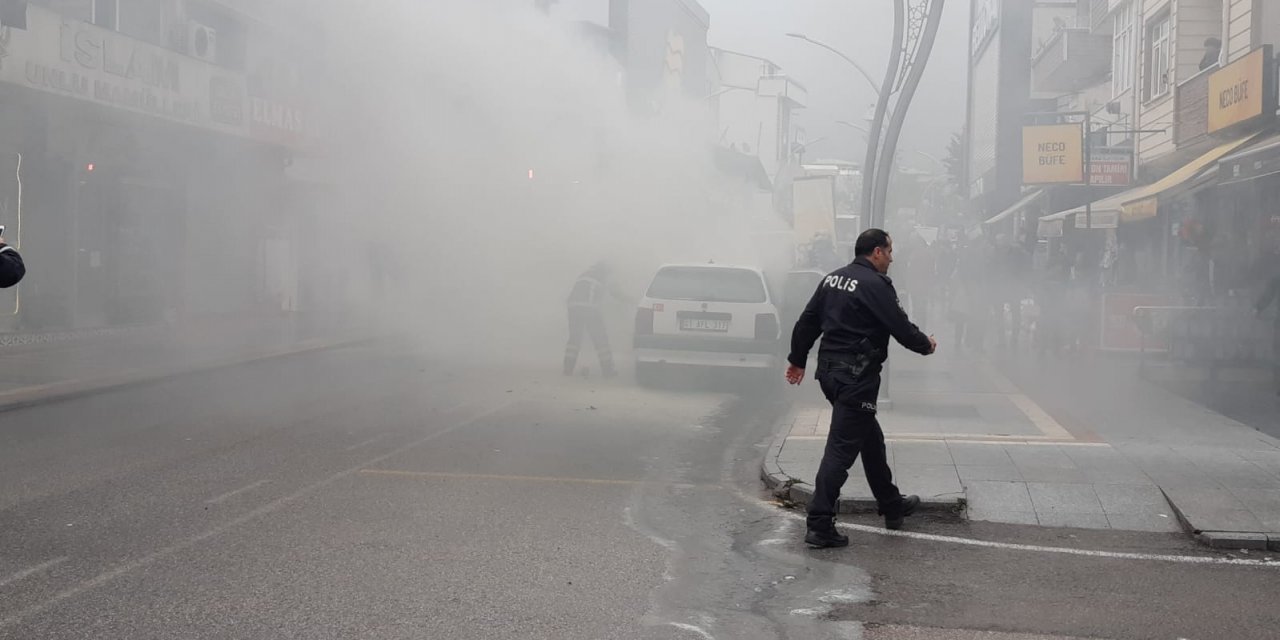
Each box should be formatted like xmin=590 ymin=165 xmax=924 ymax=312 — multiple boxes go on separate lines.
xmin=564 ymin=262 xmax=619 ymax=378
xmin=786 ymin=229 xmax=936 ymax=548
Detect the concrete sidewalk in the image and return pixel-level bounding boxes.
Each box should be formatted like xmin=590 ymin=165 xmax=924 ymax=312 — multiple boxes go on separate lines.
xmin=763 ymin=347 xmax=1280 ymax=549
xmin=0 ymin=314 xmax=371 ymax=413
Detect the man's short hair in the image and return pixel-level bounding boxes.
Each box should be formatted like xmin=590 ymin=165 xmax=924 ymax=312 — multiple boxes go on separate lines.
xmin=855 ymin=229 xmax=891 ymax=257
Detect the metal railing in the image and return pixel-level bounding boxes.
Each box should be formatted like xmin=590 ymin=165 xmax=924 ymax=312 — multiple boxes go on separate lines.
xmin=1133 ymin=306 xmax=1272 ymax=375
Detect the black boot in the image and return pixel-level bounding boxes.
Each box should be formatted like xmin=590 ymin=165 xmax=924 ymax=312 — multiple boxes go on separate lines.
xmin=804 ymin=517 xmax=849 ymax=548
xmin=882 ymin=495 xmax=921 ymax=530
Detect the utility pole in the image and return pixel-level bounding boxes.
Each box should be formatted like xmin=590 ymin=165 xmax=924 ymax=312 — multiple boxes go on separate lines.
xmin=860 ymin=0 xmax=948 ymax=409
xmin=869 ymin=0 xmax=948 ymax=228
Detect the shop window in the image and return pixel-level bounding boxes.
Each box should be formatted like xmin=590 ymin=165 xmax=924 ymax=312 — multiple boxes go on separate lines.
xmin=91 ymin=0 xmax=115 ymax=28
xmin=1111 ymin=1 xmax=1135 ymax=97
xmin=1143 ymin=12 xmax=1171 ymax=101
xmin=116 ymin=0 xmax=168 ymax=46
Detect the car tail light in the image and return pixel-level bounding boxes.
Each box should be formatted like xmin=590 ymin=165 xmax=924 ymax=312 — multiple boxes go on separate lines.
xmin=755 ymin=313 xmax=779 ymax=340
xmin=635 ymin=307 xmax=654 ymax=335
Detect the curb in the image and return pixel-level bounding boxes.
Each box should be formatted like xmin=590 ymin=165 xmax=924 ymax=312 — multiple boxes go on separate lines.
xmin=1162 ymin=488 xmax=1280 ymax=551
xmin=0 ymin=336 xmax=375 ymax=414
xmin=760 ymin=411 xmax=965 ymax=517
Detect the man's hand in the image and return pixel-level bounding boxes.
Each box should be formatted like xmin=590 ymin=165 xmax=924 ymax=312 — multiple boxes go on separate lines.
xmin=785 ymin=364 xmax=805 ymax=385
xmin=927 ymin=335 xmax=938 ymax=354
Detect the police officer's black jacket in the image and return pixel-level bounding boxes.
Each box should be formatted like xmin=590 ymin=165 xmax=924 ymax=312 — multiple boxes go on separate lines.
xmin=788 ymin=256 xmax=931 ymax=372
xmin=0 ymin=243 xmax=24 ymax=289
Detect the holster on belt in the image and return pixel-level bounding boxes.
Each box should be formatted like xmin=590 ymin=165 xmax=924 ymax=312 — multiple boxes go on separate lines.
xmin=820 ymin=338 xmax=882 ymax=379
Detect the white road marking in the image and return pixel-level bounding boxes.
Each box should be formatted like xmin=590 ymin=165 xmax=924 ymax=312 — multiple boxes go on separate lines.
xmin=0 ymin=558 xmax=68 ymax=588
xmin=203 ymin=480 xmax=268 ymax=505
xmin=787 ymin=435 xmax=1102 ymax=445
xmin=668 ymin=622 xmax=716 ymax=639
xmin=343 ymin=434 xmax=389 ymax=451
xmin=0 ymin=402 xmax=513 ymax=631
xmin=740 ymin=490 xmax=1280 ymax=568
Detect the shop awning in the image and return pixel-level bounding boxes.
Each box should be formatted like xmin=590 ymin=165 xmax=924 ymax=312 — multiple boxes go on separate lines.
xmin=1039 ymin=133 xmax=1261 ymax=225
xmin=1218 ymin=132 xmax=1280 ymax=185
xmin=983 ymin=189 xmax=1044 ymax=225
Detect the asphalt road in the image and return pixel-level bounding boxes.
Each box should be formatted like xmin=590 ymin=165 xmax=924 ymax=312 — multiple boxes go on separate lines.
xmin=1 ymin=342 xmax=1277 ymax=639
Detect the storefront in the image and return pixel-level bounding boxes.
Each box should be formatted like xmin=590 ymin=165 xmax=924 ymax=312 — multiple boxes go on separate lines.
xmin=1036 ymin=133 xmax=1259 ymax=349
xmin=0 ymin=5 xmax=309 ymax=331
xmin=1215 ymin=132 xmax=1280 ymax=292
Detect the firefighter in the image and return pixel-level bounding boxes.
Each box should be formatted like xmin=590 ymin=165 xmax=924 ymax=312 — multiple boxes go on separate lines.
xmin=564 ymin=262 xmax=619 ymax=378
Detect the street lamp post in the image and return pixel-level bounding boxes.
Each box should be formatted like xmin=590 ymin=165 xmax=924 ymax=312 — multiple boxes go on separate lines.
xmin=784 ymin=33 xmax=882 ymax=98
xmin=785 ymin=32 xmax=888 ymax=229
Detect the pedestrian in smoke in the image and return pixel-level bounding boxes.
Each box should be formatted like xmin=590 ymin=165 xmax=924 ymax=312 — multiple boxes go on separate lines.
xmin=564 ymin=262 xmax=620 ymax=378
xmin=0 ymin=235 xmax=24 ymax=288
xmin=786 ymin=229 xmax=936 ymax=548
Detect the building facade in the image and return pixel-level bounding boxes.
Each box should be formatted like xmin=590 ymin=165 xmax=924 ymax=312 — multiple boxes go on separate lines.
xmin=0 ymin=0 xmax=316 ymax=332
xmin=968 ymin=0 xmax=1280 ymax=348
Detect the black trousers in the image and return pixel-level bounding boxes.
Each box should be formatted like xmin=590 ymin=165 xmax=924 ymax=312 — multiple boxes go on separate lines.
xmin=807 ymin=362 xmax=901 ymax=530
xmin=564 ymin=307 xmax=615 ymax=375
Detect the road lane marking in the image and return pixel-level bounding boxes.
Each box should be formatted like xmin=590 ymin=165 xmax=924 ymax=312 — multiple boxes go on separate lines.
xmin=203 ymin=480 xmax=268 ymax=505
xmin=755 ymin=500 xmax=1280 ymax=568
xmin=358 ymin=468 xmax=712 ymax=489
xmin=669 ymin=622 xmax=716 ymax=639
xmin=0 ymin=401 xmax=514 ymax=631
xmin=787 ymin=435 xmax=1100 ymax=445
xmin=0 ymin=558 xmax=68 ymax=588
xmin=343 ymin=434 xmax=389 ymax=451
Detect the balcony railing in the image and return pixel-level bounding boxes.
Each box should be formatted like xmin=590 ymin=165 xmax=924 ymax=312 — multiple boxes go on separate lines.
xmin=1174 ymin=67 xmax=1213 ymax=147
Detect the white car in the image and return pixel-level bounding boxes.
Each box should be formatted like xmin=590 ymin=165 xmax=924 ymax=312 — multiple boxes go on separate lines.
xmin=633 ymin=263 xmax=782 ymax=383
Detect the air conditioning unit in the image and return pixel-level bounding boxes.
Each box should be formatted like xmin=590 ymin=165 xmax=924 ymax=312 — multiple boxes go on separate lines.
xmin=188 ymin=22 xmax=218 ymax=62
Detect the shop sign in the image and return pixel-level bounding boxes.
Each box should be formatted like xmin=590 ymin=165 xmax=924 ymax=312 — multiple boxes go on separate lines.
xmin=1208 ymin=46 xmax=1276 ymax=134
xmin=0 ymin=5 xmax=306 ymax=148
xmin=245 ymin=45 xmax=308 ymax=145
xmin=1089 ymin=149 xmax=1132 ymax=186
xmin=1120 ymin=196 xmax=1157 ymax=223
xmin=1023 ymin=123 xmax=1084 ymax=185
xmin=1074 ymin=209 xmax=1119 ymax=229
xmin=1037 ymin=217 xmax=1063 ymax=238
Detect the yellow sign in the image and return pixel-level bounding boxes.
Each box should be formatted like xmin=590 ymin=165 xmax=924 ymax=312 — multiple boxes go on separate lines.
xmin=1208 ymin=47 xmax=1270 ymax=133
xmin=1023 ymin=124 xmax=1084 ymax=184
xmin=1121 ymin=197 xmax=1158 ymax=223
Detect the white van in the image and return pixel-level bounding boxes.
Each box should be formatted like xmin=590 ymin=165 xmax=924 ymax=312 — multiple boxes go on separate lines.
xmin=633 ymin=264 xmax=782 ymax=383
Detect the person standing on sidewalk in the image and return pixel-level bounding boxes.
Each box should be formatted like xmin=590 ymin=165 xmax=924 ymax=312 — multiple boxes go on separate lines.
xmin=0 ymin=235 xmax=24 ymax=288
xmin=785 ymin=229 xmax=937 ymax=548
xmin=564 ymin=262 xmax=619 ymax=378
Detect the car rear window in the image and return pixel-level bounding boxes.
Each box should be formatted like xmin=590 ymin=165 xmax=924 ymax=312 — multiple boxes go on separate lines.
xmin=647 ymin=267 xmax=767 ymax=303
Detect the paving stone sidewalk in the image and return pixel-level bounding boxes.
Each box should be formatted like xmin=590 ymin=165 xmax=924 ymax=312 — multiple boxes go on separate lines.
xmin=763 ymin=348 xmax=1280 ymax=549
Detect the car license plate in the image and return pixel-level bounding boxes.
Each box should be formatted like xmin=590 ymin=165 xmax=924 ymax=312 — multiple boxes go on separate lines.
xmin=681 ymin=318 xmax=729 ymax=332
